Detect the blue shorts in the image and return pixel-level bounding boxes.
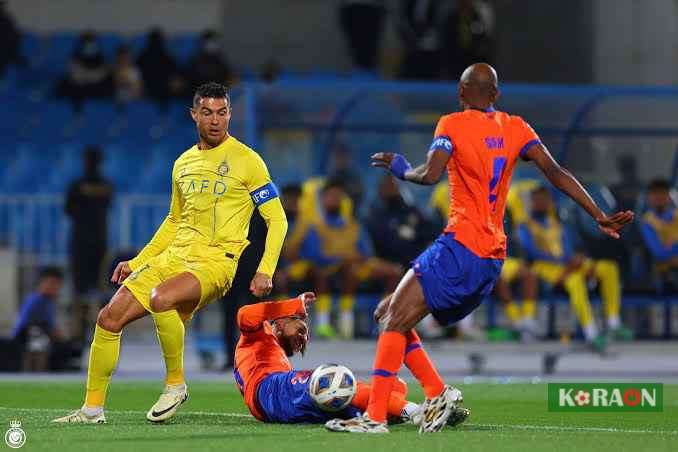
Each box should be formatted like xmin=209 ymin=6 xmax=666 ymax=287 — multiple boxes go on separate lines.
xmin=412 ymin=233 xmax=503 ymax=326
xmin=256 ymin=370 xmax=361 ymax=424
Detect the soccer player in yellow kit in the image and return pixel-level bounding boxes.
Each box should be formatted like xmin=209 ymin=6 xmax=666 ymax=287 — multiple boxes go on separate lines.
xmin=53 ymin=83 xmax=287 ymax=424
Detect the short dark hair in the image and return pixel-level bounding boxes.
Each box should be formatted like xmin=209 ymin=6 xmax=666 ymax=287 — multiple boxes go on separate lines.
xmin=322 ymin=177 xmax=345 ymax=193
xmin=282 ymin=184 xmax=302 ymax=198
xmin=193 ymin=82 xmax=230 ymax=107
xmin=39 ymin=266 xmax=64 ymax=281
xmin=647 ymin=179 xmax=671 ymax=193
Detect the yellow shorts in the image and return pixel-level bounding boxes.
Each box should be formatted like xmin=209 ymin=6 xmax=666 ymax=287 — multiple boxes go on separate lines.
xmin=289 ymin=257 xmax=380 ymax=283
xmin=123 ymin=247 xmax=238 ymax=318
xmin=531 ymin=259 xmax=596 ymax=284
xmin=318 ymin=257 xmax=379 ymax=282
xmin=288 ymin=260 xmax=312 ymax=281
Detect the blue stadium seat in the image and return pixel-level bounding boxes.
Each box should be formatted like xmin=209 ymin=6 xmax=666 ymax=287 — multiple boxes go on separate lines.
xmin=129 ymin=34 xmax=148 ymax=57
xmin=98 ymin=33 xmax=123 ymax=59
xmin=167 ymin=34 xmax=198 ymax=64
xmin=102 ymin=144 xmax=144 ymax=192
xmin=20 ymin=32 xmax=41 ymax=61
xmin=44 ymin=33 xmax=79 ymax=77
xmin=1 ymin=144 xmax=56 ymax=193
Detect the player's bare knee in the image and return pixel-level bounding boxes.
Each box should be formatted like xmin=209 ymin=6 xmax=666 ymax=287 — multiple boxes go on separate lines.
xmin=382 ymin=306 xmax=411 ymax=333
xmin=149 ymin=288 xmax=170 ymax=313
xmin=96 ymin=306 xmax=122 ymax=333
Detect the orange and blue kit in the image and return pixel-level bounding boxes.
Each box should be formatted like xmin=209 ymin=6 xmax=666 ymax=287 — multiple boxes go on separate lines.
xmin=413 ymin=107 xmax=541 ymax=325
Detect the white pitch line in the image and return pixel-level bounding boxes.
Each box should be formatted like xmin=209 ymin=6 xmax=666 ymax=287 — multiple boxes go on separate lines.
xmin=0 ymin=406 xmax=251 ymax=418
xmin=1 ymin=407 xmax=676 ymax=435
xmin=470 ymin=423 xmax=678 ymax=435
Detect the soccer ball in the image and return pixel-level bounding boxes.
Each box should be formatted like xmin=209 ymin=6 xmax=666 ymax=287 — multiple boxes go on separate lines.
xmin=308 ymin=364 xmax=357 ymax=412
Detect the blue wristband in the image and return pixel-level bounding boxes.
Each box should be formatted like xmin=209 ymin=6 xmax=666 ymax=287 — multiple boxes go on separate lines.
xmin=389 ymin=154 xmax=412 ymax=180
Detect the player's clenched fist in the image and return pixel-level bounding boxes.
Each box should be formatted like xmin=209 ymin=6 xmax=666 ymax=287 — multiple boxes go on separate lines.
xmin=111 ymin=261 xmax=132 ymax=284
xmin=250 ymin=272 xmax=273 ymax=297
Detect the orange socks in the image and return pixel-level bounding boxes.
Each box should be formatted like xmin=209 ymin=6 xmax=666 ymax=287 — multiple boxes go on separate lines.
xmin=353 ymin=381 xmax=407 ymax=417
xmin=366 ymin=331 xmax=406 ymax=423
xmin=404 ymin=329 xmax=445 ymax=398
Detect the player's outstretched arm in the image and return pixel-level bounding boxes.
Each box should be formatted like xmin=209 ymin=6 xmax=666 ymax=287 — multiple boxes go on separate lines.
xmin=236 ymin=293 xmax=311 ymax=332
xmin=524 ymin=143 xmax=634 ymax=239
xmin=371 ymin=150 xmax=449 ymax=185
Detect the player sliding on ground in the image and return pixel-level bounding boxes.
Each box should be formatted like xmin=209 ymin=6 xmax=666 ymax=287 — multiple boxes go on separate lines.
xmin=326 ymin=63 xmax=634 ymax=434
xmin=53 ymin=82 xmax=287 ymax=424
xmin=234 ymin=292 xmax=469 ymax=427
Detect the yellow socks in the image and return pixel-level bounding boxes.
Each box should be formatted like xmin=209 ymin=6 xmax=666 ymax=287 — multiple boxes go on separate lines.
xmin=564 ymin=273 xmax=596 ymax=340
xmin=522 ymin=299 xmax=537 ymax=319
xmin=316 ymin=294 xmax=332 ymax=327
xmin=339 ymin=294 xmax=355 ymax=338
xmin=595 ymin=260 xmax=621 ymax=327
xmin=153 ymin=310 xmax=185 ymax=386
xmin=84 ymin=325 xmax=121 ymax=408
xmin=504 ymin=301 xmax=521 ymax=325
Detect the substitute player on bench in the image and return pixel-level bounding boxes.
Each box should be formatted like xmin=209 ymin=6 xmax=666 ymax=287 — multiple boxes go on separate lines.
xmin=53 ymin=82 xmax=287 ymax=424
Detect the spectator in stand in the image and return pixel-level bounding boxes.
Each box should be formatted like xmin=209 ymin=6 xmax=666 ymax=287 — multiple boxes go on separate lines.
xmin=366 ymin=175 xmax=435 ymax=267
xmin=442 ymin=0 xmax=494 ymax=79
xmin=327 ymin=142 xmax=365 ymax=211
xmin=397 ymin=0 xmax=452 ymax=79
xmin=137 ymin=28 xmax=185 ymax=108
xmin=56 ymin=31 xmax=112 ymax=111
xmin=0 ymin=1 xmax=22 ymax=77
xmin=187 ymin=30 xmax=233 ymax=88
xmin=11 ymin=267 xmax=81 ymax=371
xmin=339 ymin=0 xmax=387 ymax=74
xmin=112 ymin=45 xmax=143 ymax=105
xmin=640 ymin=179 xmax=678 ymax=291
xmin=64 ymin=146 xmax=113 ymax=348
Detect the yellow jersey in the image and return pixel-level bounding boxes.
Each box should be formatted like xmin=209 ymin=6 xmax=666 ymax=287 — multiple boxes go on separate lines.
xmin=129 ymin=136 xmax=287 ymax=277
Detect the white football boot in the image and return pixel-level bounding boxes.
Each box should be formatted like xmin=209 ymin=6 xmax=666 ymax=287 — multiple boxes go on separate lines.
xmin=410 ymin=402 xmax=470 ymax=428
xmin=146 ymin=383 xmax=189 ymax=422
xmin=325 ymin=414 xmax=389 ymax=433
xmin=419 ymin=385 xmax=463 ymax=433
xmin=51 ymin=409 xmax=106 ymax=424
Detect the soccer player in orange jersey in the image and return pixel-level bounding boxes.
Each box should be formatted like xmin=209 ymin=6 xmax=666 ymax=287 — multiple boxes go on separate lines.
xmin=234 ymin=293 xmax=469 ymax=426
xmin=326 ymin=63 xmax=634 ymax=434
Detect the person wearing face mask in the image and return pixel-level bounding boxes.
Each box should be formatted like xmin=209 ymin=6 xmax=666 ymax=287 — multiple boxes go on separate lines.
xmin=187 ymin=30 xmax=234 ymax=88
xmin=56 ymin=31 xmax=112 ymax=111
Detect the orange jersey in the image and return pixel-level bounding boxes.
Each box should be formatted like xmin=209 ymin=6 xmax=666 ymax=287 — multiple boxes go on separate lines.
xmin=233 ymin=298 xmax=306 ymax=421
xmin=431 ymin=108 xmax=540 ymax=259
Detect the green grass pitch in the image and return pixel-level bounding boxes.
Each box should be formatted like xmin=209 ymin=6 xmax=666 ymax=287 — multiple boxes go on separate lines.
xmin=0 ymin=381 xmax=675 ymax=452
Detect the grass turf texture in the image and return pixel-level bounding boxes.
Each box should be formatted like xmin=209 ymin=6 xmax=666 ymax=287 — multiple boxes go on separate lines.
xmin=0 ymin=382 xmax=675 ymax=452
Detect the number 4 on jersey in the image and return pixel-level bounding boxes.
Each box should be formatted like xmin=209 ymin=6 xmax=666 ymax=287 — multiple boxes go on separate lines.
xmin=489 ymin=157 xmax=507 ymax=211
